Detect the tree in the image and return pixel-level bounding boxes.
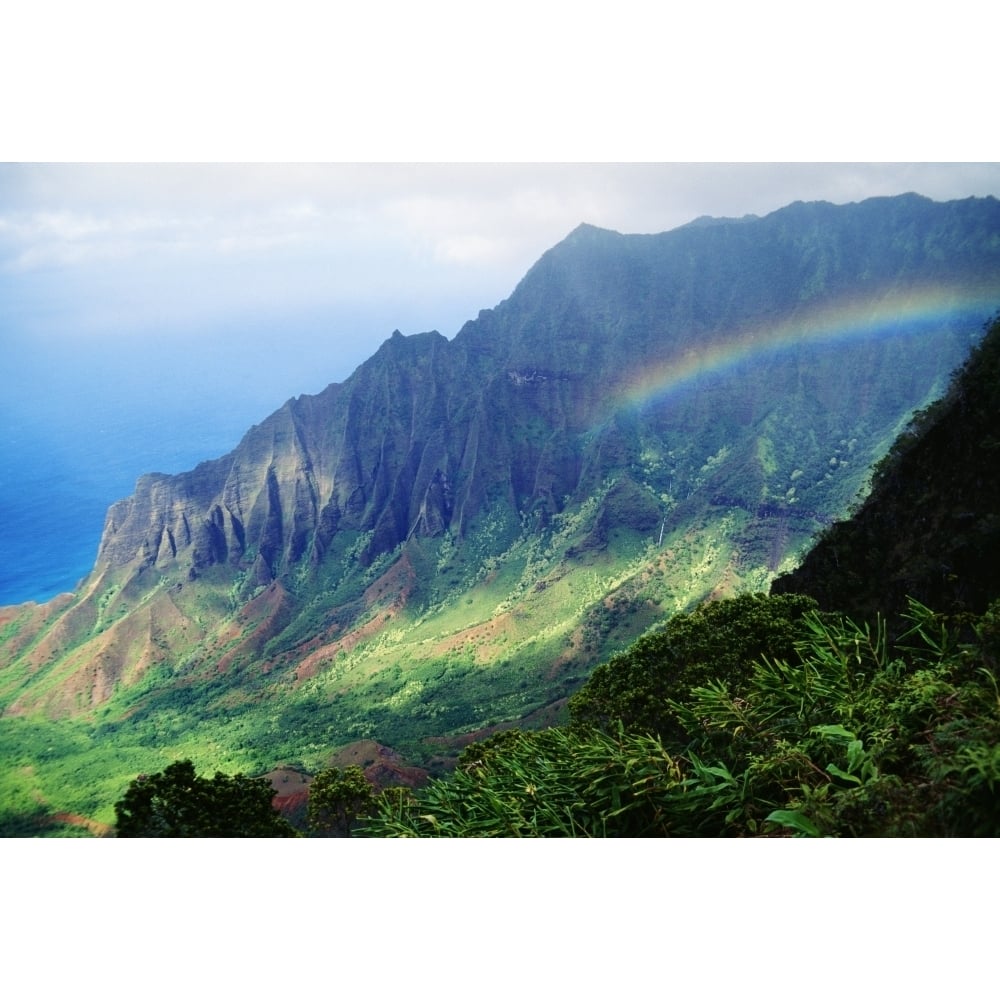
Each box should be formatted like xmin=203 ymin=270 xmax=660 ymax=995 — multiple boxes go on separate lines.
xmin=114 ymin=760 xmax=298 ymax=837
xmin=306 ymin=765 xmax=377 ymax=837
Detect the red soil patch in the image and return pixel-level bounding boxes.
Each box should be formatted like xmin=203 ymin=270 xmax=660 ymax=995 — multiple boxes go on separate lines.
xmin=327 ymin=740 xmax=429 ymax=789
xmin=216 ymin=582 xmax=291 ymax=673
xmin=264 ymin=749 xmax=428 ymax=829
xmin=363 ymin=551 xmax=417 ymax=608
xmin=272 ymin=789 xmax=310 ymax=826
xmin=263 ymin=765 xmax=312 ymax=794
xmin=293 ymin=607 xmax=393 ymax=682
xmin=263 ymin=766 xmax=313 ymax=827
xmin=50 ymin=812 xmax=113 ymax=837
xmin=293 ymin=554 xmax=418 ymax=684
xmin=425 ymin=609 xmax=516 ymax=661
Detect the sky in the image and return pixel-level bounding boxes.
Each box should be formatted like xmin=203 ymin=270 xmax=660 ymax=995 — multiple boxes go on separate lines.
xmin=3 ymin=5 xmax=998 ymax=398
xmin=4 ymin=162 xmax=1000 ymax=399
xmin=1 ymin=3 xmax=999 ymax=610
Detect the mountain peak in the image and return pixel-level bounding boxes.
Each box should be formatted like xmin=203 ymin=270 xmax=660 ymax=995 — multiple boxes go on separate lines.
xmin=681 ymin=212 xmax=760 ymax=229
xmin=564 ymin=222 xmax=622 ymax=241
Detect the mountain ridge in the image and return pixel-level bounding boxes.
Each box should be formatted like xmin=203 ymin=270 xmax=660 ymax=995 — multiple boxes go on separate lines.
xmin=3 ymin=192 xmax=1000 ymax=831
xmin=101 ymin=196 xmax=996 ymax=559
xmin=18 ymin=194 xmax=1000 ymax=661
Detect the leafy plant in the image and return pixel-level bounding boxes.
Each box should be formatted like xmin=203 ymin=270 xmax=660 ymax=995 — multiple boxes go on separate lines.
xmin=306 ymin=765 xmax=377 ymax=837
xmin=114 ymin=760 xmax=298 ymax=838
xmin=361 ymin=726 xmax=689 ymax=837
xmin=363 ymin=595 xmax=1000 ymax=837
xmin=568 ymin=592 xmax=819 ymax=739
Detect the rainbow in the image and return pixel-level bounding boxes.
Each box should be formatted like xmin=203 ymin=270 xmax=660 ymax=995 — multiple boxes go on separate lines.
xmin=619 ymin=282 xmax=1000 ymax=413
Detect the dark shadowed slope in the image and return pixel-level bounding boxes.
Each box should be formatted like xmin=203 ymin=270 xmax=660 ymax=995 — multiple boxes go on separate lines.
xmin=773 ymin=311 xmax=1000 ymax=627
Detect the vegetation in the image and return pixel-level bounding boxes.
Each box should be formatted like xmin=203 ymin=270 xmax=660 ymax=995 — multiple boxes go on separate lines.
xmin=774 ymin=311 xmax=1000 ymax=627
xmin=358 ymin=311 xmax=1000 ymax=837
xmin=362 ymin=596 xmax=1000 ymax=837
xmin=114 ymin=759 xmax=298 ymax=837
xmin=568 ymin=591 xmax=818 ymax=740
xmin=306 ymin=765 xmax=377 ymax=837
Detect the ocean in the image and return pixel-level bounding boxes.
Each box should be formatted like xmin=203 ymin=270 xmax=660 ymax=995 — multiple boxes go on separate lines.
xmin=0 ymin=395 xmax=265 ymax=606
xmin=0 ymin=324 xmax=366 ymax=608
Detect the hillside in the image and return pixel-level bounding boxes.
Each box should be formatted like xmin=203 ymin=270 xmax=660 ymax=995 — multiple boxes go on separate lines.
xmin=773 ymin=311 xmax=1000 ymax=625
xmin=3 ymin=193 xmax=1000 ymax=834
xmin=365 ymin=315 xmax=1000 ymax=837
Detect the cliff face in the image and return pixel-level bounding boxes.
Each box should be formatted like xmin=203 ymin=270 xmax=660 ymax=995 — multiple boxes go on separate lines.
xmin=5 ymin=194 xmax=1000 ymax=724
xmin=94 ymin=196 xmax=1000 ymax=593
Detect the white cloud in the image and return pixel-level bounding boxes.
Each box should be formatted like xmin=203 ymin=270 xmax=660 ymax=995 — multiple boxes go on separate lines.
xmin=434 ymin=233 xmax=509 ymax=265
xmin=2 ymin=163 xmax=999 ymax=352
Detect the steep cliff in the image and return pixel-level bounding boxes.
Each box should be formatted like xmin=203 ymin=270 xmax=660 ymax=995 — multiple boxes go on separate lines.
xmin=93 ymin=196 xmax=1000 ymax=593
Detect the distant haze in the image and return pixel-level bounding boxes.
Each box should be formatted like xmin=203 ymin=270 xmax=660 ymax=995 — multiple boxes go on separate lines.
xmin=4 ymin=163 xmax=1000 ymax=390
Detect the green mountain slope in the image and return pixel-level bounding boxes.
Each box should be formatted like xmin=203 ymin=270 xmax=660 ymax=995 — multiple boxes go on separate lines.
xmin=369 ymin=315 xmax=1000 ymax=838
xmin=3 ymin=193 xmax=1000 ymax=834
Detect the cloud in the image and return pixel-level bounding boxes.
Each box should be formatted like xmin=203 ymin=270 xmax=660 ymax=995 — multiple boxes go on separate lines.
xmin=2 ymin=163 xmax=999 ymax=353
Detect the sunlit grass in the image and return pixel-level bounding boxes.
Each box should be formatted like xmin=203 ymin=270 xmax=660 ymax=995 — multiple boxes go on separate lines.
xmin=0 ymin=470 xmax=823 ymax=833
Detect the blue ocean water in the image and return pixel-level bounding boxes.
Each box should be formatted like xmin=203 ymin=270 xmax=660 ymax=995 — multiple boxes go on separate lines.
xmin=0 ymin=408 xmax=253 ymax=606
xmin=0 ymin=324 xmax=365 ymax=608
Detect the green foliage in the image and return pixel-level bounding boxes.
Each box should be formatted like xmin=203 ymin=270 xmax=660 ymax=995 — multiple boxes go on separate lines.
xmin=114 ymin=760 xmax=298 ymax=837
xmin=306 ymin=765 xmax=377 ymax=837
xmin=365 ymin=595 xmax=1000 ymax=837
xmin=568 ymin=592 xmax=818 ymax=739
xmin=3 ymin=204 xmax=998 ymax=835
xmin=674 ymin=597 xmax=1000 ymax=836
xmin=362 ymin=726 xmax=688 ymax=837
